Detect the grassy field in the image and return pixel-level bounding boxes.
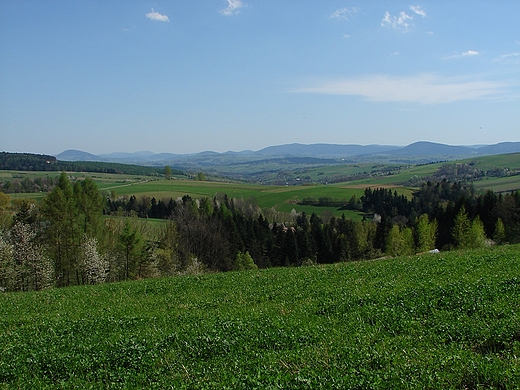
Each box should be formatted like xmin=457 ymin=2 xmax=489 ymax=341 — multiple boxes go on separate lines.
xmin=104 ymin=179 xmax=416 ymax=220
xmin=2 ymin=171 xmax=410 ymax=219
xmin=291 ymin=153 xmax=520 ymax=191
xmin=3 ymin=152 xmax=519 ymax=216
xmin=459 ymin=153 xmax=520 ymax=171
xmin=473 ymin=176 xmax=520 ymax=192
xmin=1 ymin=245 xmax=519 ymax=388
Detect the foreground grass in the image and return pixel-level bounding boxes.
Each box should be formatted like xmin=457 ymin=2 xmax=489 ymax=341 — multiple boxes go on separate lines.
xmin=1 ymin=246 xmax=520 ymax=389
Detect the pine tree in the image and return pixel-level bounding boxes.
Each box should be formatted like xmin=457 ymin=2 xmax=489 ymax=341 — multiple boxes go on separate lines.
xmin=452 ymin=206 xmax=471 ymax=249
xmin=41 ymin=172 xmax=81 ymax=286
xmin=493 ymin=218 xmax=506 ymax=244
xmin=118 ymin=219 xmax=143 ymax=280
xmin=41 ymin=173 xmax=106 ymax=286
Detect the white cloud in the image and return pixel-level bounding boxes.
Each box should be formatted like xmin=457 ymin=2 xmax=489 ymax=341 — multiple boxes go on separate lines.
xmin=444 ymin=50 xmax=480 ymax=59
xmin=343 ymin=34 xmax=351 ymax=38
xmin=330 ymin=7 xmax=359 ymax=21
xmin=220 ymin=0 xmax=245 ymax=16
xmin=410 ymin=5 xmax=426 ymax=17
xmin=501 ymin=52 xmax=520 ymax=58
xmin=494 ymin=52 xmax=520 ymax=63
xmin=146 ymin=9 xmax=169 ymax=22
xmin=381 ymin=10 xmax=413 ymax=32
xmin=382 ymin=5 xmax=426 ymax=32
xmin=292 ymin=74 xmax=505 ymax=104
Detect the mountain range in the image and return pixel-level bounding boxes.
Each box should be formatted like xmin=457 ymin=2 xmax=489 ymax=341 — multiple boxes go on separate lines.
xmin=55 ymin=141 xmax=520 ymax=166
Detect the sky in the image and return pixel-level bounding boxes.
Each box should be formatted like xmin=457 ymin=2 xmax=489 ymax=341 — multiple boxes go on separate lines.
xmin=1 ymin=1 xmax=519 ymax=155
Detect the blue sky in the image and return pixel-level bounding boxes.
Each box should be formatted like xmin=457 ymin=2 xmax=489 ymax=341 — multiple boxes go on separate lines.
xmin=1 ymin=1 xmax=519 ymax=155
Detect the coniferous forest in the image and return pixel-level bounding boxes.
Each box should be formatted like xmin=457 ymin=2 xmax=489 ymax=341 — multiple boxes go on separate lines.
xmin=1 ymin=171 xmax=519 ymax=291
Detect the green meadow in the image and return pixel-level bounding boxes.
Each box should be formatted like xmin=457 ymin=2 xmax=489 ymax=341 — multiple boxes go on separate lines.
xmin=3 ymin=152 xmax=519 ymax=216
xmin=2 ymin=170 xmax=408 ymax=219
xmin=1 ymin=245 xmax=519 ymax=388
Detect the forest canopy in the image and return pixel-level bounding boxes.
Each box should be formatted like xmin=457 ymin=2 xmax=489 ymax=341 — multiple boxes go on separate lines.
xmin=1 ymin=171 xmax=519 ymax=292
xmin=0 ymin=152 xmax=180 ymax=176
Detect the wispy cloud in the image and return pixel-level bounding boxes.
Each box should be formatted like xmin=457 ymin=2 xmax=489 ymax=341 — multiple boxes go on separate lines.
xmin=381 ymin=10 xmax=413 ymax=31
xmin=220 ymin=0 xmax=245 ymax=16
xmin=330 ymin=7 xmax=359 ymax=21
xmin=292 ymin=74 xmax=505 ymax=104
xmin=444 ymin=50 xmax=480 ymax=59
xmin=494 ymin=52 xmax=520 ymax=64
xmin=500 ymin=52 xmax=520 ymax=58
xmin=146 ymin=9 xmax=169 ymax=22
xmin=410 ymin=5 xmax=426 ymax=17
xmin=381 ymin=5 xmax=426 ymax=32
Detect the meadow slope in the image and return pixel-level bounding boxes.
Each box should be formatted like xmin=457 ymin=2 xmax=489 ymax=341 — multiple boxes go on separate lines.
xmin=1 ymin=245 xmax=520 ymax=388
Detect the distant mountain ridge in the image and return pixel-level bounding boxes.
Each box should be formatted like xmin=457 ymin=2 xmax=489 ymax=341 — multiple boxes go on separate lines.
xmin=56 ymin=150 xmax=107 ymax=162
xmin=55 ymin=141 xmax=520 ymax=165
xmin=390 ymin=141 xmax=476 ymax=156
xmin=255 ymin=143 xmax=400 ymax=156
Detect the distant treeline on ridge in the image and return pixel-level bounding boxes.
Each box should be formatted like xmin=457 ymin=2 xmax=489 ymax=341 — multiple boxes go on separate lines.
xmin=0 ymin=151 xmax=182 ymax=176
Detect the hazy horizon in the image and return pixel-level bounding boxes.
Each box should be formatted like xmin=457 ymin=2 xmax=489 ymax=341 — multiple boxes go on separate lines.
xmin=1 ymin=1 xmax=519 ymax=155
xmin=41 ymin=140 xmax=517 ymax=157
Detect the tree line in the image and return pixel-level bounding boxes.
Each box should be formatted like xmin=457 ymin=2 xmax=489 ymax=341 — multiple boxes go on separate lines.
xmin=0 ymin=152 xmax=179 ymax=177
xmin=1 ymin=175 xmax=519 ymax=292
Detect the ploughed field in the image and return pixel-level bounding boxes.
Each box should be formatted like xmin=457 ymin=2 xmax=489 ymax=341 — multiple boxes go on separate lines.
xmin=1 ymin=245 xmax=519 ymax=388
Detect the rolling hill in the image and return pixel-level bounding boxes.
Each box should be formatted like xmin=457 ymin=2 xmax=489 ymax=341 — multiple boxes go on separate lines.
xmin=55 ymin=141 xmax=520 ymax=166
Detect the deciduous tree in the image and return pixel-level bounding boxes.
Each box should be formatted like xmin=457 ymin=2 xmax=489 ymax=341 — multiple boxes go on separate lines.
xmin=416 ymin=214 xmax=438 ymax=252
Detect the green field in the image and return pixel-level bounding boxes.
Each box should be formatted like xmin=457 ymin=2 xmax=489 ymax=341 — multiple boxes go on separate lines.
xmin=473 ymin=176 xmax=520 ymax=192
xmin=103 ymin=179 xmax=416 ymax=220
xmin=1 ymin=171 xmax=410 ymax=219
xmin=2 ymin=152 xmax=519 ymax=217
xmin=1 ymin=245 xmax=519 ymax=388
xmin=284 ymin=153 xmax=520 ymax=191
xmin=459 ymin=153 xmax=520 ymax=171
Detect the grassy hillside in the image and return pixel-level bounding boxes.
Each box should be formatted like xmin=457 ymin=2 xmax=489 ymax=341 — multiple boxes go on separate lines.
xmin=1 ymin=245 xmax=519 ymax=388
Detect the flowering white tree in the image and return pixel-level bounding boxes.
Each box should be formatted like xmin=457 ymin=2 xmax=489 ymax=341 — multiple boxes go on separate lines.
xmin=80 ymin=235 xmax=108 ymax=285
xmin=11 ymin=222 xmax=54 ymax=291
xmin=0 ymin=229 xmax=15 ymax=291
xmin=0 ymin=223 xmax=54 ymax=291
